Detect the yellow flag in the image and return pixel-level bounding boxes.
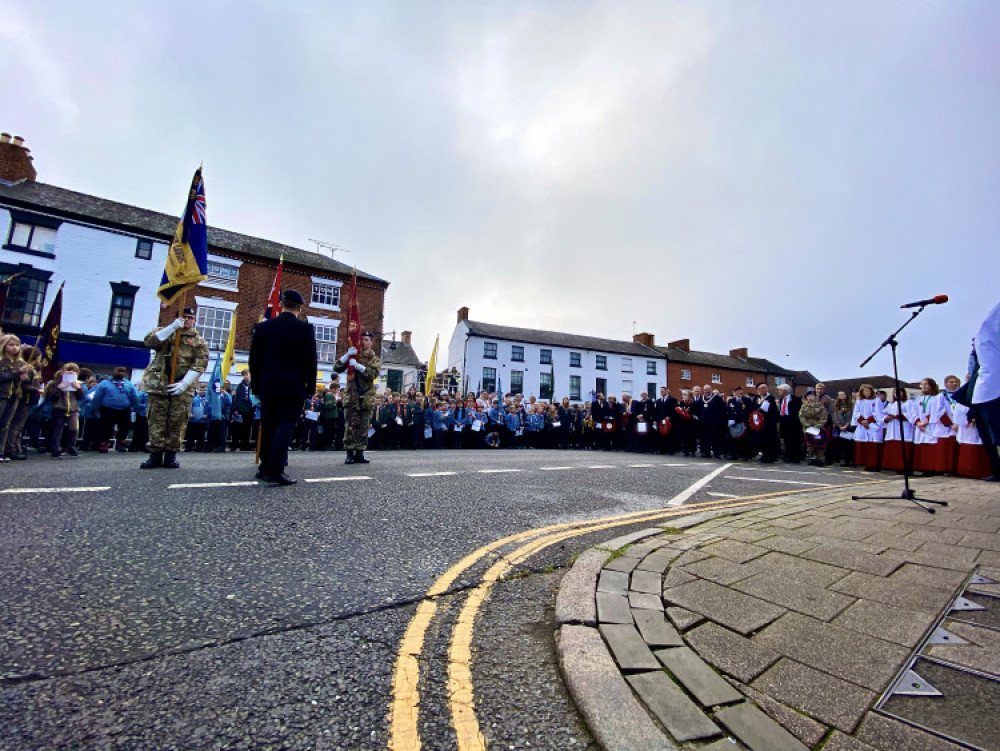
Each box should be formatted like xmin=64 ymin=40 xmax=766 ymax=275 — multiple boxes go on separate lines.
xmin=424 ymin=334 xmax=439 ymax=395
xmin=221 ymin=310 xmax=237 ymax=382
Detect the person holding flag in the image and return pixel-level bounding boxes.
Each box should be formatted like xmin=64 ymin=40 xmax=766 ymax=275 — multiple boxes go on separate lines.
xmin=141 ymin=167 xmax=210 ymax=469
xmin=335 ymin=270 xmax=380 ymax=464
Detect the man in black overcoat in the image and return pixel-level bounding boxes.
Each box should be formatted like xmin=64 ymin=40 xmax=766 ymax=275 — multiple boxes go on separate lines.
xmin=249 ymin=289 xmax=318 ymax=485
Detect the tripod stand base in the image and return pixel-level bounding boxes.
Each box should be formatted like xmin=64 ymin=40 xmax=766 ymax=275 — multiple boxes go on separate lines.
xmin=852 ymin=491 xmax=947 ymax=514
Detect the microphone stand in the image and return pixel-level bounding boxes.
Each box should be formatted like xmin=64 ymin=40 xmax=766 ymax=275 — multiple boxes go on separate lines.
xmin=851 ymin=305 xmax=946 ymax=513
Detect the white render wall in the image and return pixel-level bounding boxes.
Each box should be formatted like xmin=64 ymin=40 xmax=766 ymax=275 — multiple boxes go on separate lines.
xmin=0 ymin=208 xmax=168 ymax=341
xmin=448 ymin=321 xmax=667 ymax=401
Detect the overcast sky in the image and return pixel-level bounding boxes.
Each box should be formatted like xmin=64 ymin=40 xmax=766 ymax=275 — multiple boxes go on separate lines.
xmin=3 ymin=1 xmax=998 ymax=383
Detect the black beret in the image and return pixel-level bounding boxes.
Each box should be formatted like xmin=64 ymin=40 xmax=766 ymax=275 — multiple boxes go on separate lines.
xmin=281 ymin=289 xmax=304 ymax=305
xmin=183 ymin=307 xmax=196 ymax=316
xmin=361 ymin=330 xmax=375 ymax=338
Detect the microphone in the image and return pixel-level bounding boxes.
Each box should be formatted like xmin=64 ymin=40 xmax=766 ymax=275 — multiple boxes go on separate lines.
xmin=900 ymin=295 xmax=948 ymax=309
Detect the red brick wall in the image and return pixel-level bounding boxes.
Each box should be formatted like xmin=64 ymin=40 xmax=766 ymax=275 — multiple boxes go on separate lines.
xmin=157 ymin=251 xmax=387 ymax=356
xmin=667 ymin=362 xmax=762 ymax=394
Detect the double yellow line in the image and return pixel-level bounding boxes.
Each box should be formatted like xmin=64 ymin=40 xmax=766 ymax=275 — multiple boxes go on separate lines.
xmin=388 ymin=480 xmax=887 ymax=750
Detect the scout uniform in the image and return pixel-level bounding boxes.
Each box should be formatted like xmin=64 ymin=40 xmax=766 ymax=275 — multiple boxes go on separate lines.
xmin=140 ymin=308 xmax=209 ymax=468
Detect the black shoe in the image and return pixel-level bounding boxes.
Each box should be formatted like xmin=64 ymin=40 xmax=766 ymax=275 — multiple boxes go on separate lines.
xmin=255 ymin=470 xmax=271 ymax=482
xmin=354 ymin=451 xmax=370 ymax=464
xmin=162 ymin=451 xmax=180 ymax=469
xmin=141 ymin=451 xmax=163 ymax=469
xmin=266 ymin=472 xmax=297 ymax=486
xmin=65 ymin=449 xmax=79 ymax=458
xmin=345 ymin=452 xmax=355 ymax=465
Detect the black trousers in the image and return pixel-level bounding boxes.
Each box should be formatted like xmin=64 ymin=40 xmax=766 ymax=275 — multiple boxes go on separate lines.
xmin=259 ymin=398 xmax=301 ymax=476
xmin=100 ymin=407 xmax=132 ymax=447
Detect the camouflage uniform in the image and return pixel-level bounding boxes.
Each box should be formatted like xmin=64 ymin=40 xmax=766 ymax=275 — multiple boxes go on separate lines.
xmin=333 ymin=348 xmax=381 ymax=451
xmin=142 ymin=326 xmax=209 ymax=451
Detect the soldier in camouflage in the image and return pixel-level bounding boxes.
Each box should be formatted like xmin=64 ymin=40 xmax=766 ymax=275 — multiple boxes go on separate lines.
xmin=140 ymin=307 xmax=209 ymax=469
xmin=334 ymin=330 xmax=381 ymax=464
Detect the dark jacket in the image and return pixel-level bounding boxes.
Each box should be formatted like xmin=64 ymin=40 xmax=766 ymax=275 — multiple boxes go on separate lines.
xmin=655 ymin=396 xmax=678 ymax=421
xmin=248 ymin=312 xmax=318 ymax=402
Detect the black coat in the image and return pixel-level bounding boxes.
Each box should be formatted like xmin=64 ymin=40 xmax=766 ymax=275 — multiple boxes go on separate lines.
xmin=248 ymin=312 xmax=318 ymax=401
xmin=655 ymin=396 xmax=678 ymax=421
xmin=702 ymin=395 xmax=728 ymax=426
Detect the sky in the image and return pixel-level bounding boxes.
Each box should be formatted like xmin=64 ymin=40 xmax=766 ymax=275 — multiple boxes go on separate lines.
xmin=3 ymin=1 xmax=998 ymax=383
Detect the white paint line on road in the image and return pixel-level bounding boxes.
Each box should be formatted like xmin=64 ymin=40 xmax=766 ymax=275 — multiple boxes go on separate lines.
xmin=169 ymin=481 xmax=260 ymax=489
xmin=478 ymin=469 xmax=523 ymax=474
xmin=539 ymin=466 xmax=574 ymax=471
xmin=304 ymin=476 xmax=373 ymax=483
xmin=0 ymin=486 xmax=110 ymax=494
xmin=668 ymin=463 xmax=733 ymax=507
xmin=724 ymin=475 xmax=830 ymax=486
xmin=751 ymin=468 xmax=827 ymax=476
xmin=588 ymin=465 xmax=616 ymax=469
xmin=408 ymin=472 xmax=458 ymax=478
xmin=707 ymin=492 xmax=740 ymax=498
xmin=629 ymin=463 xmax=654 ymax=468
xmin=659 ymin=463 xmax=690 ymax=467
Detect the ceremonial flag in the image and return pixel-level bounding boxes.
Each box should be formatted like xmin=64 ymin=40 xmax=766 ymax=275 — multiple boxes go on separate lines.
xmin=158 ymin=167 xmax=208 ymax=305
xmin=263 ymin=256 xmax=284 ymax=320
xmin=425 ymin=334 xmax=439 ymax=396
xmin=207 ymin=356 xmax=224 ymax=420
xmin=345 ymin=268 xmax=361 ymax=376
xmin=0 ymin=271 xmax=25 ymax=320
xmin=220 ymin=310 xmax=237 ymax=381
xmin=35 ymin=282 xmax=64 ymax=383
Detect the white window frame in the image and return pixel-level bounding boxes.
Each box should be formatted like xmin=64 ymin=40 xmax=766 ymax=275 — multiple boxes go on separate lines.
xmin=310 ymin=276 xmax=343 ymax=312
xmin=8 ymin=221 xmax=58 ymax=254
xmin=201 ymin=255 xmax=243 ymax=292
xmin=621 ymin=357 xmax=633 ymax=373
xmin=712 ymin=372 xmax=722 ymax=384
xmin=646 ymin=360 xmax=657 ymax=375
xmin=569 ymin=374 xmax=581 ymax=400
xmin=681 ymin=368 xmax=692 ymax=381
xmin=307 ymin=316 xmax=342 ymax=363
xmin=775 ymin=376 xmax=787 ymax=387
xmin=622 ymin=379 xmax=633 ymax=397
xmin=746 ymin=376 xmax=755 ymax=388
xmin=194 ymin=297 xmax=236 ymax=351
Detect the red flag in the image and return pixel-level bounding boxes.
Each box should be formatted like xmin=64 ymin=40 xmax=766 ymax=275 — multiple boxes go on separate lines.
xmin=35 ymin=282 xmax=64 ymax=383
xmin=263 ymin=255 xmax=284 ymax=320
xmin=346 ymin=268 xmax=361 ymax=376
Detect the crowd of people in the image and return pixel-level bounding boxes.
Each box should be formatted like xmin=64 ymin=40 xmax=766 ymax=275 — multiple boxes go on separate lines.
xmin=0 ymin=298 xmax=997 ymax=485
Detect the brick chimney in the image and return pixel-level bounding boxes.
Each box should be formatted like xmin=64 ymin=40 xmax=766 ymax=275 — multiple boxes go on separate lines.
xmin=0 ymin=133 xmax=37 ymax=182
xmin=668 ymin=338 xmax=690 ymax=353
xmin=457 ymin=306 xmax=469 ymax=323
xmin=729 ymin=347 xmax=748 ymax=359
xmin=401 ymin=330 xmax=412 ymax=345
xmin=633 ymin=332 xmax=655 ymax=347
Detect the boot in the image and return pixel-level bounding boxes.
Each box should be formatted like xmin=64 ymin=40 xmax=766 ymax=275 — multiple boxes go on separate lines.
xmin=344 ymin=451 xmax=355 ymax=465
xmin=140 ymin=451 xmax=163 ymax=469
xmin=162 ymin=451 xmax=180 ymax=469
xmin=354 ymin=450 xmax=370 ymax=464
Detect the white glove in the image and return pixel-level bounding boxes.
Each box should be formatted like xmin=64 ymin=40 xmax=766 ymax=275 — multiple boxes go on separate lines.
xmin=349 ymin=359 xmax=366 ymax=374
xmin=155 ymin=318 xmax=185 ymax=342
xmin=339 ymin=346 xmax=359 ymax=364
xmin=166 ymin=370 xmax=199 ymax=396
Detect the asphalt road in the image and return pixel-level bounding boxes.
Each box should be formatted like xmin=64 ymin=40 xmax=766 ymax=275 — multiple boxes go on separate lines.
xmin=0 ymin=448 xmax=873 ymax=749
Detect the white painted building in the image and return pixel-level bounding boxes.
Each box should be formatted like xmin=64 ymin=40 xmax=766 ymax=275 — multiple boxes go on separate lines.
xmin=447 ymin=307 xmax=667 ymax=402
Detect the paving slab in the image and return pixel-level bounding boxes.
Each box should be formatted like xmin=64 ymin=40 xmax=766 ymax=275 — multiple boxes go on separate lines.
xmin=855 ymin=710 xmax=966 ymax=751
xmin=684 ymin=622 xmax=780 ymax=683
xmin=628 ymin=592 xmax=664 ymax=611
xmin=599 ymin=528 xmax=668 ymax=551
xmin=662 ymin=567 xmax=697 ymax=591
xmin=906 ymin=526 xmax=968 ymax=545
xmin=666 ymin=607 xmax=704 ymax=631
xmin=750 ymin=658 xmax=876 ymax=733
xmin=887 ymin=563 xmax=968 ymax=591
xmin=654 ymin=646 xmax=742 ymax=707
xmin=599 ymin=623 xmax=661 ymax=671
xmin=744 ymin=551 xmax=851 ymax=588
xmin=889 ymin=548 xmax=982 ymax=573
xmin=860 ymin=531 xmax=924 ymax=552
xmin=754 ymin=612 xmax=909 ymax=691
xmin=632 ymin=609 xmax=683 ymax=648
xmin=672 ymin=548 xmax=712 ymax=566
xmin=700 ymin=539 xmax=769 ymax=564
xmin=753 ymin=534 xmax=820 ymax=556
xmin=602 ymin=556 xmax=641 ymax=573
xmin=957 ymin=530 xmax=1000 ymax=552
xmin=733 ymin=571 xmax=855 ymax=621
xmin=664 ymin=579 xmax=786 ymax=635
xmin=801 ymin=543 xmax=904 ymax=577
xmin=735 ymin=681 xmax=829 ymax=746
xmin=724 ymin=528 xmax=775 ymax=544
xmin=556 ymin=625 xmax=674 ymax=751
xmin=831 ymin=598 xmax=939 ymax=648
xmin=713 ymin=701 xmax=810 ymax=751
xmin=630 ymin=569 xmax=662 ymax=594
xmin=626 ymin=671 xmax=721 ymax=743
xmin=598 ymin=569 xmax=630 ymax=595
xmin=831 ymin=571 xmax=957 ymax=612
xmin=554 ymin=548 xmax=605 ymax=626
xmin=634 ymin=549 xmax=675 ymax=574
xmin=678 ymin=556 xmax=755 ymax=586
xmin=596 ymin=592 xmax=633 ymax=625
xmin=822 ymin=731 xmax=878 ymax=750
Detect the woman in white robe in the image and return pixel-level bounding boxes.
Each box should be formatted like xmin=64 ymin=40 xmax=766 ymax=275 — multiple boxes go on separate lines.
xmin=913 ymin=377 xmax=955 ymax=474
xmin=851 ymin=384 xmax=885 ymax=470
xmin=881 ymin=389 xmax=916 ymax=473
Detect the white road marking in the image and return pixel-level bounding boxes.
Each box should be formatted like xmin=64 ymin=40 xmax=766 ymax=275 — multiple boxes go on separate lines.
xmin=668 ymin=463 xmax=733 ymax=507
xmin=0 ymin=486 xmax=110 ymax=494
xmin=540 ymin=466 xmax=574 ymax=471
xmin=659 ymin=463 xmax=690 ymax=467
xmin=478 ymin=469 xmax=523 ymax=474
xmin=408 ymin=472 xmax=458 ymax=478
xmin=707 ymin=492 xmax=740 ymax=498
xmin=588 ymin=465 xmax=616 ymax=469
xmin=751 ymin=467 xmax=827 ymax=476
xmin=724 ymin=475 xmax=830 ymax=486
xmin=304 ymin=476 xmax=373 ymax=483
xmin=629 ymin=463 xmax=654 ymax=468
xmin=169 ymin=481 xmax=260 ymax=489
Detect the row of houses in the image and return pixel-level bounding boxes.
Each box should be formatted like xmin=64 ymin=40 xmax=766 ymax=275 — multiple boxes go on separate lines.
xmin=0 ymin=133 xmax=389 ymax=385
